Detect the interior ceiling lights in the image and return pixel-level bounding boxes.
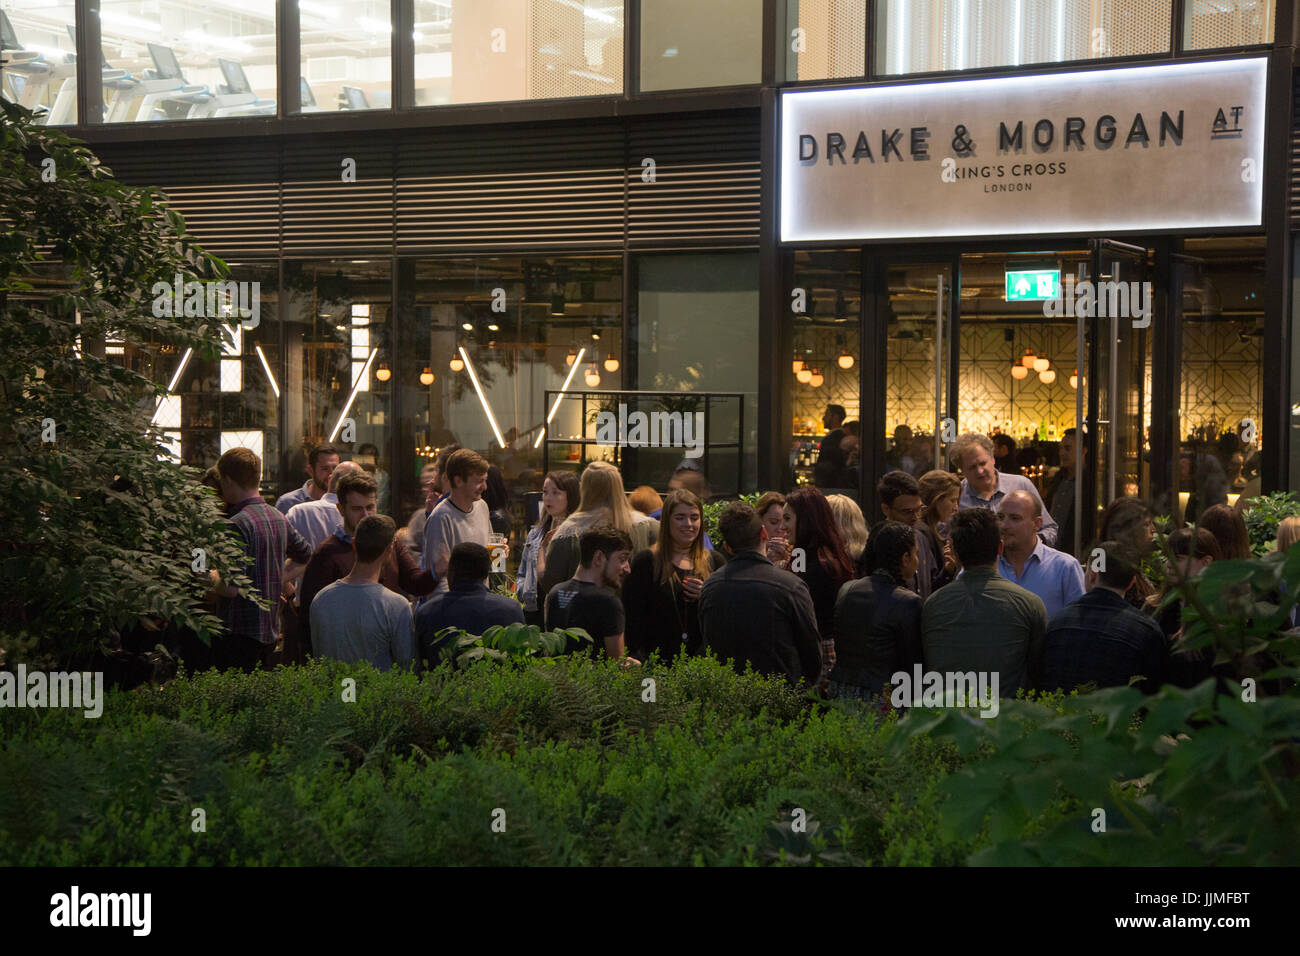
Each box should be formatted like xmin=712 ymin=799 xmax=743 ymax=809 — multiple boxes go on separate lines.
xmin=603 ymin=353 xmax=620 ymax=372
xmin=584 ymin=363 xmax=601 ymax=387
xmin=808 ymin=368 xmax=824 ymax=388
xmin=796 ymin=365 xmax=813 ymax=384
xmin=837 ymin=350 xmax=854 ymax=369
xmin=419 ymin=367 xmax=435 ymax=386
xmin=449 ymin=355 xmax=465 ymax=372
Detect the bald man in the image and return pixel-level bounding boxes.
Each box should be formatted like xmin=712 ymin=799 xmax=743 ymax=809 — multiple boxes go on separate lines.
xmin=995 ymin=490 xmax=1085 ymax=620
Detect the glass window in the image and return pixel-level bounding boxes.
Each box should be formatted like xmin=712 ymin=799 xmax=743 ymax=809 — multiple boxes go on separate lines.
xmin=635 ymin=253 xmax=759 ymax=493
xmin=282 ymin=261 xmax=393 ymax=513
xmin=1185 ymin=0 xmax=1273 ymax=50
xmin=298 ymin=0 xmax=390 ymax=112
xmin=789 ymin=251 xmax=861 ymax=494
xmin=785 ymin=0 xmax=866 ymax=83
xmin=395 ymin=256 xmax=624 ymax=545
xmin=105 ymin=262 xmax=282 ymax=492
xmin=875 ymin=0 xmax=1171 ymax=76
xmin=1 ymin=1 xmax=77 ymax=125
xmin=96 ymin=0 xmax=276 ymax=123
xmin=640 ymin=0 xmax=762 ymax=92
xmin=1175 ymin=236 xmax=1264 ymax=526
xmin=413 ymin=0 xmax=624 ymax=107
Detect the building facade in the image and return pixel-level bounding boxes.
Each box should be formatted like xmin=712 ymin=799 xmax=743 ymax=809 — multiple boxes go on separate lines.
xmin=3 ymin=0 xmax=1294 ymax=553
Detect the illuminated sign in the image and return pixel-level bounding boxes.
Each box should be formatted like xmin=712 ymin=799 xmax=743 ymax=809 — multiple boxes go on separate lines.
xmin=779 ymin=58 xmax=1267 ymax=242
xmin=1005 ymin=269 xmax=1060 ymax=301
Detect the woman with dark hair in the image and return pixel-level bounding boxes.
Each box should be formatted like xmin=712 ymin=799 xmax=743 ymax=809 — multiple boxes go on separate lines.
xmin=1098 ymin=496 xmax=1157 ymax=609
xmin=622 ymin=489 xmax=726 ymax=663
xmin=1198 ymin=503 xmax=1251 ymax=560
xmin=827 ymin=520 xmax=923 ymax=705
xmin=1146 ymin=527 xmax=1221 ymax=688
xmin=754 ymin=491 xmax=790 ymax=567
xmin=516 ymin=470 xmax=580 ymax=626
xmin=783 ymin=486 xmax=857 ymax=684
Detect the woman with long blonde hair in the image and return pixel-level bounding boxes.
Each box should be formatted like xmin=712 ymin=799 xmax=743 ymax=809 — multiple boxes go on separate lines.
xmin=537 ymin=461 xmax=657 ymax=605
xmin=623 ymin=489 xmax=725 ymax=662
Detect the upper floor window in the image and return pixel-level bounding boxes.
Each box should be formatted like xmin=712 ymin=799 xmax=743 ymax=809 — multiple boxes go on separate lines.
xmin=640 ymin=0 xmax=762 ymax=91
xmin=413 ymin=0 xmax=624 ymax=106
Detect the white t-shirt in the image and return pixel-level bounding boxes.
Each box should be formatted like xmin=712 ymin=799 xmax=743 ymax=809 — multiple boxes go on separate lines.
xmin=422 ymin=497 xmax=492 ymax=593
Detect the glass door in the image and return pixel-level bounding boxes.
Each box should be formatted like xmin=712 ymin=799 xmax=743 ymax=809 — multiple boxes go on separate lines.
xmin=1086 ymin=239 xmax=1153 ymax=546
xmin=873 ymin=258 xmax=956 ymax=510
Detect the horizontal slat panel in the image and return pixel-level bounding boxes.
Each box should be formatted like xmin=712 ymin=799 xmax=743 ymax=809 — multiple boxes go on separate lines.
xmin=83 ymin=109 xmax=762 ymax=256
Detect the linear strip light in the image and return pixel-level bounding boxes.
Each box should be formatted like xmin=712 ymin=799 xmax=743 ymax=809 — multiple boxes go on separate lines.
xmin=328 ymin=348 xmax=377 ymax=442
xmin=534 ymin=346 xmax=585 ymax=448
xmin=254 ymin=345 xmax=280 ymax=398
xmin=149 ymin=347 xmax=193 ymax=425
xmin=460 ymin=346 xmax=507 ymax=449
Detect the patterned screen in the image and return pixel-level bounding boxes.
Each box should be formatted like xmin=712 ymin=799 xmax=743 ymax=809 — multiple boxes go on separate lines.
xmin=787 ymin=0 xmax=868 ymax=80
xmin=1185 ymin=0 xmax=1274 ymax=50
xmin=877 ymin=0 xmax=1172 ymax=75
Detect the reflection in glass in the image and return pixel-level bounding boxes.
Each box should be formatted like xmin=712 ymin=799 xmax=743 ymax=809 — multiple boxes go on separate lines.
xmin=299 ymin=0 xmax=390 ymax=112
xmin=283 ymin=261 xmax=391 ymax=512
xmin=640 ymin=0 xmax=761 ymax=91
xmin=1 ymin=2 xmax=77 ymax=124
xmin=790 ymin=250 xmax=860 ymax=496
xmin=97 ymin=0 xmax=277 ymax=123
xmin=413 ymin=0 xmax=623 ymax=107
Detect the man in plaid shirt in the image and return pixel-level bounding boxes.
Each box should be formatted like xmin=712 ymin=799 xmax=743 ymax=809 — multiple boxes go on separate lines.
xmin=212 ymin=447 xmax=314 ymax=671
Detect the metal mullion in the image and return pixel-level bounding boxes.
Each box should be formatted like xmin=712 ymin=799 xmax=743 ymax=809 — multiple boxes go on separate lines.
xmin=278 ymin=0 xmax=299 ymax=116
xmin=626 ymin=0 xmax=641 ymax=97
xmin=394 ymin=0 xmax=413 ymax=112
xmin=74 ymin=0 xmax=102 ymax=126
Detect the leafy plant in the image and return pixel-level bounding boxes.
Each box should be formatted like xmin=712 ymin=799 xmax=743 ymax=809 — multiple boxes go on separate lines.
xmin=0 ymin=100 xmax=256 ymax=669
xmin=701 ymin=491 xmax=761 ymax=546
xmin=1242 ymin=491 xmax=1300 ymax=556
xmin=431 ymin=622 xmax=593 ymax=667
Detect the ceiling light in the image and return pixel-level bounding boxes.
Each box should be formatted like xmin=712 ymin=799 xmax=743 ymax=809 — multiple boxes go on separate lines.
xmin=487 ymin=323 xmax=499 ymax=332
xmin=793 ymin=358 xmax=805 ymax=374
xmin=1033 ymin=356 xmax=1050 ymax=372
xmin=1011 ymin=365 xmax=1029 ymax=380
xmin=796 ymin=366 xmax=813 ymax=384
xmin=603 ymin=353 xmax=620 ymax=373
xmin=584 ymin=364 xmax=601 ymax=388
xmin=565 ymin=347 xmax=578 ymax=366
xmin=1069 ymin=368 xmax=1078 ymax=389
xmin=375 ymin=363 xmax=391 ymax=382
xmin=462 ymin=322 xmax=473 ymax=331
xmin=449 ymin=355 xmax=465 ymax=372
xmin=1039 ymin=369 xmax=1056 ymax=384
xmin=809 ymin=368 xmax=824 ymax=388
xmin=837 ymin=350 xmax=854 ymax=369
xmin=419 ymin=367 xmax=435 ymax=386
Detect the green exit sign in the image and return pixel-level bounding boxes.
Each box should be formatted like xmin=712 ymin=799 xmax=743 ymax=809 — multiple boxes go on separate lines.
xmin=1006 ymin=269 xmax=1061 ymax=301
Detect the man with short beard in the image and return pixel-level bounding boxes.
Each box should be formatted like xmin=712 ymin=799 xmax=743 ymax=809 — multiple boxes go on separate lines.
xmin=545 ymin=523 xmax=635 ymax=662
xmin=276 ymin=443 xmax=340 ymax=514
xmin=297 ymin=471 xmax=435 ymax=657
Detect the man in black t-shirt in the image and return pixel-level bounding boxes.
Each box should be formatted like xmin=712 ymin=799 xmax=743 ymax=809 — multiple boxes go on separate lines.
xmin=545 ymin=523 xmax=634 ymax=661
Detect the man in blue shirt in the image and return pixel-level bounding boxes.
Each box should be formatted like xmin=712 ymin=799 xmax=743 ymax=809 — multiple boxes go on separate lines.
xmin=416 ymin=542 xmax=524 ymax=666
xmin=995 ymin=490 xmax=1085 ymax=620
xmin=952 ymin=433 xmax=1059 ymax=548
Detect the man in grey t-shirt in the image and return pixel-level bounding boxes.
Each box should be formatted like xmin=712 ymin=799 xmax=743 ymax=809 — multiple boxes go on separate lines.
xmin=311 ymin=514 xmax=415 ymax=671
xmin=423 ymin=448 xmax=493 ymax=594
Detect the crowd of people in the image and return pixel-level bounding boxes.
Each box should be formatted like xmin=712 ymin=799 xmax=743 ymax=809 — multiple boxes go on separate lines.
xmin=188 ymin=428 xmax=1290 ymax=712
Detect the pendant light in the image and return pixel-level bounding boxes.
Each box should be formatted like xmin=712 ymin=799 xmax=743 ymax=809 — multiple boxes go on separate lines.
xmin=419 ymin=367 xmax=435 ymax=386
xmin=796 ymin=365 xmax=813 ymax=384
xmin=603 ymin=353 xmax=620 ymax=373
xmin=1038 ymin=368 xmax=1056 ymax=384
xmin=375 ymin=363 xmax=391 ymax=382
xmin=449 ymin=355 xmax=465 ymax=372
xmin=584 ymin=363 xmax=601 ymax=388
xmin=1011 ymin=364 xmax=1029 ymax=380
xmin=1033 ymin=355 xmax=1051 ymax=373
xmin=1021 ymin=348 xmax=1037 ymax=368
xmin=793 ymin=357 xmax=805 ymax=375
xmin=808 ymin=367 xmax=824 ymax=388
